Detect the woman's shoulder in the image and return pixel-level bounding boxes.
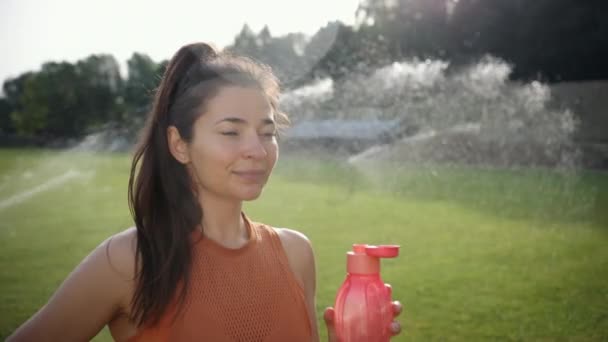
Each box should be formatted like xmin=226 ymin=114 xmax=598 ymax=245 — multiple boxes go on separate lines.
xmin=78 ymin=227 xmax=139 ymax=313
xmin=255 ymin=220 xmax=312 ymax=252
xmin=101 ymin=227 xmax=139 ymax=280
xmin=272 ymin=227 xmax=312 ymax=252
xmin=269 ymin=226 xmax=316 ymax=284
xmin=92 ymin=227 xmax=139 ymax=319
xmin=73 ymin=227 xmax=138 ymax=283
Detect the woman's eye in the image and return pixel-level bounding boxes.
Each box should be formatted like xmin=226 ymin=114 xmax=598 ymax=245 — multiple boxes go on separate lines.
xmin=221 ymin=131 xmax=238 ymax=136
xmin=261 ymin=132 xmax=276 ymax=138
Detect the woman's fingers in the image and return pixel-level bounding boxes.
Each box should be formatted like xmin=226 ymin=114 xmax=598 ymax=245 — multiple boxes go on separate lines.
xmin=390 ymin=321 xmax=402 ymax=336
xmin=324 ymin=307 xmax=335 ymax=325
xmin=324 ymin=307 xmax=337 ymax=342
xmin=391 ymin=301 xmax=403 ymax=336
xmin=392 ymin=300 xmax=403 ymax=317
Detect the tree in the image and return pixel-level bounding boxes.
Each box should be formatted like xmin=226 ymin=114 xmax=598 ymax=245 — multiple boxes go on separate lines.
xmin=261 ymin=33 xmax=309 ymax=85
xmin=0 ymin=97 xmax=14 ymax=134
xmin=310 ymin=22 xmax=391 ymax=79
xmin=9 ymin=62 xmax=83 ymax=137
xmin=450 ymin=0 xmax=608 ymax=81
xmin=231 ymin=24 xmax=261 ymax=59
xmin=228 ymin=25 xmax=310 ymax=86
xmin=3 ymin=72 xmax=32 ymax=113
xmin=356 ymin=0 xmax=450 ymax=58
xmin=5 ymin=56 xmax=125 ymax=139
xmin=75 ymin=54 xmax=124 ymax=125
xmin=259 ymin=25 xmax=272 ymax=47
xmin=124 ymin=53 xmax=160 ymax=118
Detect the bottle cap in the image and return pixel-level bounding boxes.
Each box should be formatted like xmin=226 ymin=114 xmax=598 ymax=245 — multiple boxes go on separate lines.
xmin=347 ymin=244 xmax=400 ymax=274
xmin=365 ymin=245 xmax=400 ymax=258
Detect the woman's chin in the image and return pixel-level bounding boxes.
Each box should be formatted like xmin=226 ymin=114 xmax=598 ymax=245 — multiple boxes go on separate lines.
xmin=236 ymin=188 xmax=264 ymax=201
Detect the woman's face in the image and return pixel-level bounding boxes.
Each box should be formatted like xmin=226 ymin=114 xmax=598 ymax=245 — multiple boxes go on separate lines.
xmin=181 ymin=85 xmax=279 ymax=201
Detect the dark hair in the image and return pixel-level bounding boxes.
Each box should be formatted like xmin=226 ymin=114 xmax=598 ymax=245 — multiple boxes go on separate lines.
xmin=128 ymin=42 xmax=288 ymax=326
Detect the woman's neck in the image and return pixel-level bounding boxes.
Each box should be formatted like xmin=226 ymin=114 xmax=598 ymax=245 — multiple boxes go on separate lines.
xmin=197 ymin=193 xmax=247 ymax=248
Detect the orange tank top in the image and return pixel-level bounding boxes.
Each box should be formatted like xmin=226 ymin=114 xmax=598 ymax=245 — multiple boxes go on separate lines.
xmin=128 ymin=215 xmax=312 ymax=341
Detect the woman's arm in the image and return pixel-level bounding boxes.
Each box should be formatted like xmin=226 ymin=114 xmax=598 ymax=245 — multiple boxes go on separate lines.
xmin=7 ymin=228 xmax=136 ymax=342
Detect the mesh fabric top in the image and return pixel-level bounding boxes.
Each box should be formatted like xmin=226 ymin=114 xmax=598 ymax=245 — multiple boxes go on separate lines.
xmin=128 ymin=215 xmax=312 ymax=341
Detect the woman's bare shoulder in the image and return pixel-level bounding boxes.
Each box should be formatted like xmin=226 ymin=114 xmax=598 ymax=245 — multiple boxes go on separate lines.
xmin=274 ymin=227 xmax=313 ymax=252
xmin=101 ymin=227 xmax=138 ymax=280
xmin=273 ymin=227 xmax=315 ymax=278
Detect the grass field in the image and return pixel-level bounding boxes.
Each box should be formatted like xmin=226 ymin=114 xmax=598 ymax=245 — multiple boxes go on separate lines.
xmin=1 ymin=148 xmax=607 ymax=341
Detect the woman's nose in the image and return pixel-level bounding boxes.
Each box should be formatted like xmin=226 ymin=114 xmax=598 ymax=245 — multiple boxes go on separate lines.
xmin=243 ymin=135 xmax=268 ymax=159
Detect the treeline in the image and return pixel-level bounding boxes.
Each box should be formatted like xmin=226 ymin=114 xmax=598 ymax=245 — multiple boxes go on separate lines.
xmin=307 ymin=0 xmax=608 ymax=82
xmin=225 ymin=1 xmax=608 ymax=83
xmin=0 ymin=53 xmax=167 ymax=142
xmin=1 ymin=0 xmax=606 ymax=142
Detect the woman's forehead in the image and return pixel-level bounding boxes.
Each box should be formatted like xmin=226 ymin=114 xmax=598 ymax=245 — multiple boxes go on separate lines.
xmin=204 ymin=86 xmax=272 ymax=118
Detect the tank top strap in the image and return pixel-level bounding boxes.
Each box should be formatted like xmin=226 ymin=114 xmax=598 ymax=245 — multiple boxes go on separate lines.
xmin=256 ymin=224 xmax=288 ymax=265
xmin=257 ymin=224 xmax=312 ymax=336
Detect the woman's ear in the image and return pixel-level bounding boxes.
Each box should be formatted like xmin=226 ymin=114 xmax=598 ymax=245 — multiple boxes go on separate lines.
xmin=167 ymin=126 xmax=191 ymax=164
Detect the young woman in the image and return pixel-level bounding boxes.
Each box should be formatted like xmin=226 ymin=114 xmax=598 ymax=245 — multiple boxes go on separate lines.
xmin=8 ymin=42 xmax=402 ymax=341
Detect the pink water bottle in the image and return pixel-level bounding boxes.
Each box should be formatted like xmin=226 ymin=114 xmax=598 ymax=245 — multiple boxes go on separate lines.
xmin=334 ymin=244 xmax=400 ymax=342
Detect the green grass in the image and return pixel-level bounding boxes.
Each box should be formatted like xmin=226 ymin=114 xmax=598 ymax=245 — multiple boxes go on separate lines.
xmin=1 ymin=148 xmax=607 ymax=341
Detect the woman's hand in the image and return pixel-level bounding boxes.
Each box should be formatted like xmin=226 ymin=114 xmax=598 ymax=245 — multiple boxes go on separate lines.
xmin=323 ymin=301 xmax=403 ymax=342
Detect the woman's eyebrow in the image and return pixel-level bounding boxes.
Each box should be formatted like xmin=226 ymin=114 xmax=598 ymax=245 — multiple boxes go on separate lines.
xmin=214 ymin=117 xmax=275 ymax=126
xmin=261 ymin=118 xmax=275 ymax=126
xmin=215 ymin=117 xmax=246 ymax=125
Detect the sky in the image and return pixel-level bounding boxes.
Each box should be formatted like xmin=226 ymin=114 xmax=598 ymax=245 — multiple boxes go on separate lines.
xmin=0 ymin=0 xmax=360 ymax=83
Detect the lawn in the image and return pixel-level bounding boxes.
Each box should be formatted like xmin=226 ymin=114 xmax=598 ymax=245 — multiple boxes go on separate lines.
xmin=1 ymin=148 xmax=607 ymax=341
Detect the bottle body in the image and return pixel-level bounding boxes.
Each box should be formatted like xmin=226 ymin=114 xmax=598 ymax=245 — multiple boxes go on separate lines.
xmin=334 ymin=273 xmax=393 ymax=342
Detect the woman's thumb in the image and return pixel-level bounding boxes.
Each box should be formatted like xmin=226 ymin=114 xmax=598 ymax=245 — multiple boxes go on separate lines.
xmin=324 ymin=307 xmax=338 ymax=342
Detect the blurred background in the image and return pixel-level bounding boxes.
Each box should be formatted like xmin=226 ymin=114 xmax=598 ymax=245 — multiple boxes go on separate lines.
xmin=1 ymin=0 xmax=607 ymax=340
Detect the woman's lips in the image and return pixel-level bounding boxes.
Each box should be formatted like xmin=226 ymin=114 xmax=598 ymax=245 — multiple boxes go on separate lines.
xmin=232 ymin=170 xmax=266 ymax=182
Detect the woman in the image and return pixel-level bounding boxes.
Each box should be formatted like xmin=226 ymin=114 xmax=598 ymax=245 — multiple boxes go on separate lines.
xmin=9 ymin=42 xmax=402 ymax=341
